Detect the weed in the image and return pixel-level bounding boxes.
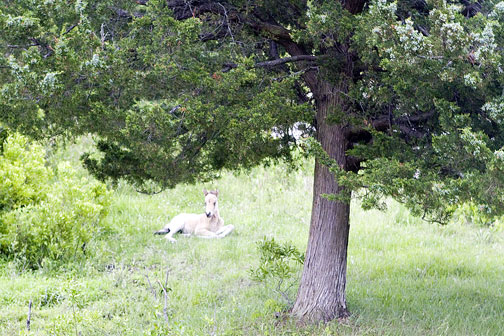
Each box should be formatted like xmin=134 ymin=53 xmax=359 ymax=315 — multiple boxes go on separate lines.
xmin=249 ymin=237 xmax=304 ymax=307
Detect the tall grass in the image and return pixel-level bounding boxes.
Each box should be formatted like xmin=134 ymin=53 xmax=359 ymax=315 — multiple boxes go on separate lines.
xmin=0 ymin=140 xmax=503 ymax=335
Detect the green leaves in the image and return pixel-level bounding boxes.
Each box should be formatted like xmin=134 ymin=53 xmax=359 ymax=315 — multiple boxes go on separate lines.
xmin=342 ymin=0 xmax=504 ymax=221
xmin=296 ymin=1 xmax=355 ymax=50
xmin=0 ymin=133 xmax=51 ymax=213
xmin=0 ymin=132 xmax=110 ymax=269
xmin=249 ymin=237 xmax=304 ymax=305
xmin=250 ymin=237 xmax=304 ymax=282
xmin=3 ymin=0 xmax=504 ymax=225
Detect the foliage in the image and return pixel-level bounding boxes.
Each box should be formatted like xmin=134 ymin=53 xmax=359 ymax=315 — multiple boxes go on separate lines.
xmin=454 ymin=202 xmax=504 ymax=228
xmin=0 ymin=133 xmax=110 ymax=269
xmin=250 ymin=237 xmax=304 ymax=306
xmin=343 ymin=0 xmax=504 ymax=222
xmin=0 ymin=0 xmax=312 ymax=191
xmin=0 ymin=132 xmax=51 ymax=213
xmin=2 ymin=0 xmax=504 ymax=225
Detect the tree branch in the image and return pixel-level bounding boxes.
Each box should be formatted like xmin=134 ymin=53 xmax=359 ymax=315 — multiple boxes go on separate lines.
xmin=167 ymin=0 xmax=229 ymax=20
xmin=162 ymin=1 xmax=320 ymax=90
xmin=221 ymin=55 xmax=318 ymax=72
xmin=245 ymin=18 xmax=319 ymax=89
xmin=255 ymin=55 xmax=318 ymax=68
xmin=371 ymin=111 xmax=435 ymax=130
xmin=6 ymin=44 xmax=38 ymax=48
xmin=63 ymin=23 xmax=79 ymax=35
xmin=344 ymin=110 xmax=435 ymax=140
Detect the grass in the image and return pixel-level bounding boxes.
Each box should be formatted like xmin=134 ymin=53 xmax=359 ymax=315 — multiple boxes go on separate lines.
xmin=1 ymin=141 xmax=503 ymax=335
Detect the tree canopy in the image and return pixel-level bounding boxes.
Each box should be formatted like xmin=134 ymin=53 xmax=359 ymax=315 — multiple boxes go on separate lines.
xmin=2 ymin=0 xmax=504 ymax=219
xmin=2 ymin=0 xmax=504 ymax=322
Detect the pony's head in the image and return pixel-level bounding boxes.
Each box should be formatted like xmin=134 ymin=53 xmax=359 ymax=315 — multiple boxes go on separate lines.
xmin=203 ymin=189 xmax=219 ymax=218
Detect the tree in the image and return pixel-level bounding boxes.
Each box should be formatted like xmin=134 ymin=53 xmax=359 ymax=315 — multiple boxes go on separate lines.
xmin=2 ymin=0 xmax=504 ymax=322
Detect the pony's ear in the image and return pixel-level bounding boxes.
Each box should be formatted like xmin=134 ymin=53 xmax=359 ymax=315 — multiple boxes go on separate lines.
xmin=209 ymin=189 xmax=218 ymax=196
xmin=203 ymin=189 xmax=208 ymax=196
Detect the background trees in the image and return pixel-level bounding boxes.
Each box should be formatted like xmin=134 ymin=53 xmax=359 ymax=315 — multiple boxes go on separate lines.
xmin=2 ymin=0 xmax=504 ymax=322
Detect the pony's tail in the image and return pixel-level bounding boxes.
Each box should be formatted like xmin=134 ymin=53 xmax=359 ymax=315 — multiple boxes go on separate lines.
xmin=154 ymin=227 xmax=170 ymax=235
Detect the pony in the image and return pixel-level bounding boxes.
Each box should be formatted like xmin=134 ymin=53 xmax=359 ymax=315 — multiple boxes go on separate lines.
xmin=154 ymin=190 xmax=234 ymax=242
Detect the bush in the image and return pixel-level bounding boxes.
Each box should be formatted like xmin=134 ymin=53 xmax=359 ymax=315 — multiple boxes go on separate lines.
xmin=0 ymin=133 xmax=51 ymax=213
xmin=0 ymin=133 xmax=110 ymax=268
xmin=249 ymin=237 xmax=304 ymax=306
xmin=455 ymin=202 xmax=504 ymax=228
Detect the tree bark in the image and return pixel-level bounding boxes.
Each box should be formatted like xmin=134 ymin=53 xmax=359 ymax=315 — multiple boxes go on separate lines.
xmin=291 ymin=81 xmax=351 ymax=322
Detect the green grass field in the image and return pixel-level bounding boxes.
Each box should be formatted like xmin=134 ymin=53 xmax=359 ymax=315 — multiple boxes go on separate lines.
xmin=1 ymin=142 xmax=503 ymax=335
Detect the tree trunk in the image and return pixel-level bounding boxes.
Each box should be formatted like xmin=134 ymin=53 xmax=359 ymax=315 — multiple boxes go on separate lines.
xmin=291 ymin=82 xmax=351 ymax=322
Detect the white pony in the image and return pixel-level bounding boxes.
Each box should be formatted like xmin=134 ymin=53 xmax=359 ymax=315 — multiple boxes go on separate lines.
xmin=154 ymin=190 xmax=234 ymax=243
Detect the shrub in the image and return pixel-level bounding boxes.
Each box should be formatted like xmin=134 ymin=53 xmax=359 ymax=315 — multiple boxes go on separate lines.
xmin=0 ymin=133 xmax=110 ymax=268
xmin=455 ymin=202 xmax=504 ymax=228
xmin=0 ymin=133 xmax=51 ymax=213
xmin=249 ymin=237 xmax=304 ymax=306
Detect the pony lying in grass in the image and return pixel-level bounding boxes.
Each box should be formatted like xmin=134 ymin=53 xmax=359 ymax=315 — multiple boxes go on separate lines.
xmin=154 ymin=189 xmax=234 ymax=242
